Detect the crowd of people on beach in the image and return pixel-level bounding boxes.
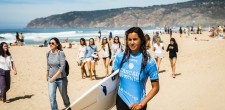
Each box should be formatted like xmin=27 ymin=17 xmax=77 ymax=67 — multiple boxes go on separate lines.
xmin=0 ymin=24 xmax=224 ymax=110
xmin=209 ymin=25 xmax=225 ymax=39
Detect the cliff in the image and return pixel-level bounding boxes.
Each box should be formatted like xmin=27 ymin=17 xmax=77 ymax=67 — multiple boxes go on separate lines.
xmin=26 ymin=0 xmax=225 ymax=28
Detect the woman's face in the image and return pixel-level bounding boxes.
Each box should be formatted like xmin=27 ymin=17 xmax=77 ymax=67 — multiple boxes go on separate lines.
xmin=80 ymin=40 xmax=84 ymax=45
xmin=170 ymin=40 xmax=174 ymax=45
xmin=2 ymin=44 xmax=8 ymax=52
xmin=103 ymin=38 xmax=107 ymax=43
xmin=128 ymin=32 xmax=141 ymax=54
xmin=49 ymin=39 xmax=58 ymax=50
xmin=114 ymin=37 xmax=119 ymax=43
xmin=89 ymin=39 xmax=94 ymax=45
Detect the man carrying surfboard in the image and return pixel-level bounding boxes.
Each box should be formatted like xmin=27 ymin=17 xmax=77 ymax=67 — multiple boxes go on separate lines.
xmin=112 ymin=27 xmax=160 ymax=110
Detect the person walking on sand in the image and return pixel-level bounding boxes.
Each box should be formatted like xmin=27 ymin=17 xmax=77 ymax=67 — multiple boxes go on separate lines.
xmin=113 ymin=27 xmax=159 ymax=110
xmin=19 ymin=33 xmax=24 ymax=46
xmin=0 ymin=42 xmax=17 ymax=103
xmin=19 ymin=33 xmax=25 ymax=46
xmin=15 ymin=32 xmax=20 ymax=43
xmin=46 ymin=37 xmax=70 ymax=110
xmin=145 ymin=34 xmax=151 ymax=51
xmin=169 ymin=28 xmax=173 ymax=38
xmin=98 ymin=37 xmax=111 ymax=76
xmin=77 ymin=38 xmax=88 ymax=79
xmin=153 ymin=38 xmax=164 ymax=72
xmin=166 ymin=38 xmax=178 ymax=78
xmin=152 ymin=32 xmax=161 ymax=45
xmin=84 ymin=38 xmax=98 ymax=80
xmin=179 ymin=27 xmax=183 ymax=37
xmin=110 ymin=36 xmax=123 ymax=66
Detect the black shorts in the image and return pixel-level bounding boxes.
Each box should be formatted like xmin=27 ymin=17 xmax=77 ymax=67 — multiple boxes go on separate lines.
xmin=102 ymin=57 xmax=110 ymax=60
xmin=116 ymin=94 xmax=147 ymax=110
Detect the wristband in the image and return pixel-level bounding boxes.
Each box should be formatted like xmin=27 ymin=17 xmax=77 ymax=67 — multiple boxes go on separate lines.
xmin=139 ymin=103 xmax=143 ymax=109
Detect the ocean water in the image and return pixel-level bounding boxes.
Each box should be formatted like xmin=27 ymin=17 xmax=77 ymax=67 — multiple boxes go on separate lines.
xmin=0 ymin=27 xmax=163 ymax=45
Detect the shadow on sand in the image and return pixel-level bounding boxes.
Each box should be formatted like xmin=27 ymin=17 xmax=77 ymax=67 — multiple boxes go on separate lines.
xmin=159 ymin=70 xmax=166 ymax=73
xmin=175 ymin=73 xmax=182 ymax=76
xmin=7 ymin=94 xmax=34 ymax=103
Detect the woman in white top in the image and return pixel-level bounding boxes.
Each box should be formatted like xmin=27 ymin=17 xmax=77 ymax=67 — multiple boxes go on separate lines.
xmin=153 ymin=38 xmax=164 ymax=71
xmin=77 ymin=38 xmax=87 ymax=79
xmin=0 ymin=42 xmax=17 ymax=103
xmin=98 ymin=37 xmax=111 ymax=76
xmin=110 ymin=36 xmax=123 ymax=66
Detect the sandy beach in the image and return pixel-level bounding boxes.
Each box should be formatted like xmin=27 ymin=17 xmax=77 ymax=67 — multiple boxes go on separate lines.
xmin=1 ymin=32 xmax=225 ymax=110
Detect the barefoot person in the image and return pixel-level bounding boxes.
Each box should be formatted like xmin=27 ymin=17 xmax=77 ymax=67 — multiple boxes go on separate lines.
xmin=166 ymin=38 xmax=178 ymax=78
xmin=77 ymin=38 xmax=87 ymax=79
xmin=0 ymin=42 xmax=17 ymax=103
xmin=98 ymin=37 xmax=111 ymax=76
xmin=153 ymin=38 xmax=164 ymax=71
xmin=84 ymin=38 xmax=98 ymax=80
xmin=113 ymin=27 xmax=159 ymax=110
xmin=46 ymin=37 xmax=70 ymax=110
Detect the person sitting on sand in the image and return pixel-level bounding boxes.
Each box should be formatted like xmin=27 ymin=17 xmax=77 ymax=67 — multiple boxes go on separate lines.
xmin=63 ymin=43 xmax=72 ymax=48
xmin=209 ymin=27 xmax=217 ymax=38
xmin=217 ymin=26 xmax=224 ymax=39
xmin=10 ymin=42 xmax=18 ymax=46
xmin=39 ymin=40 xmax=48 ymax=47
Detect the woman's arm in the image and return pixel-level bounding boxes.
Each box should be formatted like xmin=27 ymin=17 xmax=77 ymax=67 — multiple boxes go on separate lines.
xmin=98 ymin=45 xmax=102 ymax=52
xmin=130 ymin=81 xmax=160 ymax=110
xmin=50 ymin=51 xmax=65 ymax=83
xmin=166 ymin=44 xmax=170 ymax=52
xmin=11 ymin=61 xmax=17 ymax=75
xmin=140 ymin=81 xmax=159 ymax=107
xmin=175 ymin=45 xmax=178 ymax=52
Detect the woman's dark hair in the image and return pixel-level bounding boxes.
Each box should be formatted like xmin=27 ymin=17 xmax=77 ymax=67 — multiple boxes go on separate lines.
xmin=114 ymin=36 xmax=121 ymax=48
xmin=89 ymin=38 xmax=95 ymax=49
xmin=144 ymin=34 xmax=150 ymax=41
xmin=89 ymin=38 xmax=95 ymax=45
xmin=80 ymin=38 xmax=86 ymax=46
xmin=120 ymin=27 xmax=150 ymax=72
xmin=50 ymin=37 xmax=62 ymax=51
xmin=170 ymin=38 xmax=178 ymax=46
xmin=0 ymin=42 xmax=11 ymax=57
xmin=101 ymin=37 xmax=108 ymax=45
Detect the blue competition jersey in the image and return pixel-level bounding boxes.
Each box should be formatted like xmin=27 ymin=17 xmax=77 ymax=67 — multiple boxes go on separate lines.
xmin=113 ymin=52 xmax=158 ymax=107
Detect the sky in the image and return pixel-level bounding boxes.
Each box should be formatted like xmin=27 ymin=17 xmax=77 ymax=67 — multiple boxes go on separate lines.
xmin=0 ymin=0 xmax=191 ymax=29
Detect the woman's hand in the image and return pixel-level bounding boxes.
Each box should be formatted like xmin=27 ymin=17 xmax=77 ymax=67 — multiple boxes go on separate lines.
xmin=130 ymin=103 xmax=142 ymax=110
xmin=13 ymin=70 xmax=17 ymax=75
xmin=50 ymin=77 xmax=56 ymax=83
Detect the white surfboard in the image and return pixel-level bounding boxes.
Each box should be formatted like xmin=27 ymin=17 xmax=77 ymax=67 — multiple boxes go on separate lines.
xmin=67 ymin=69 xmax=120 ymax=110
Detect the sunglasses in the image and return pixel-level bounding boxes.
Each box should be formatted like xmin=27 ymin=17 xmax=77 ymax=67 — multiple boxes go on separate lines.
xmin=48 ymin=42 xmax=55 ymax=45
